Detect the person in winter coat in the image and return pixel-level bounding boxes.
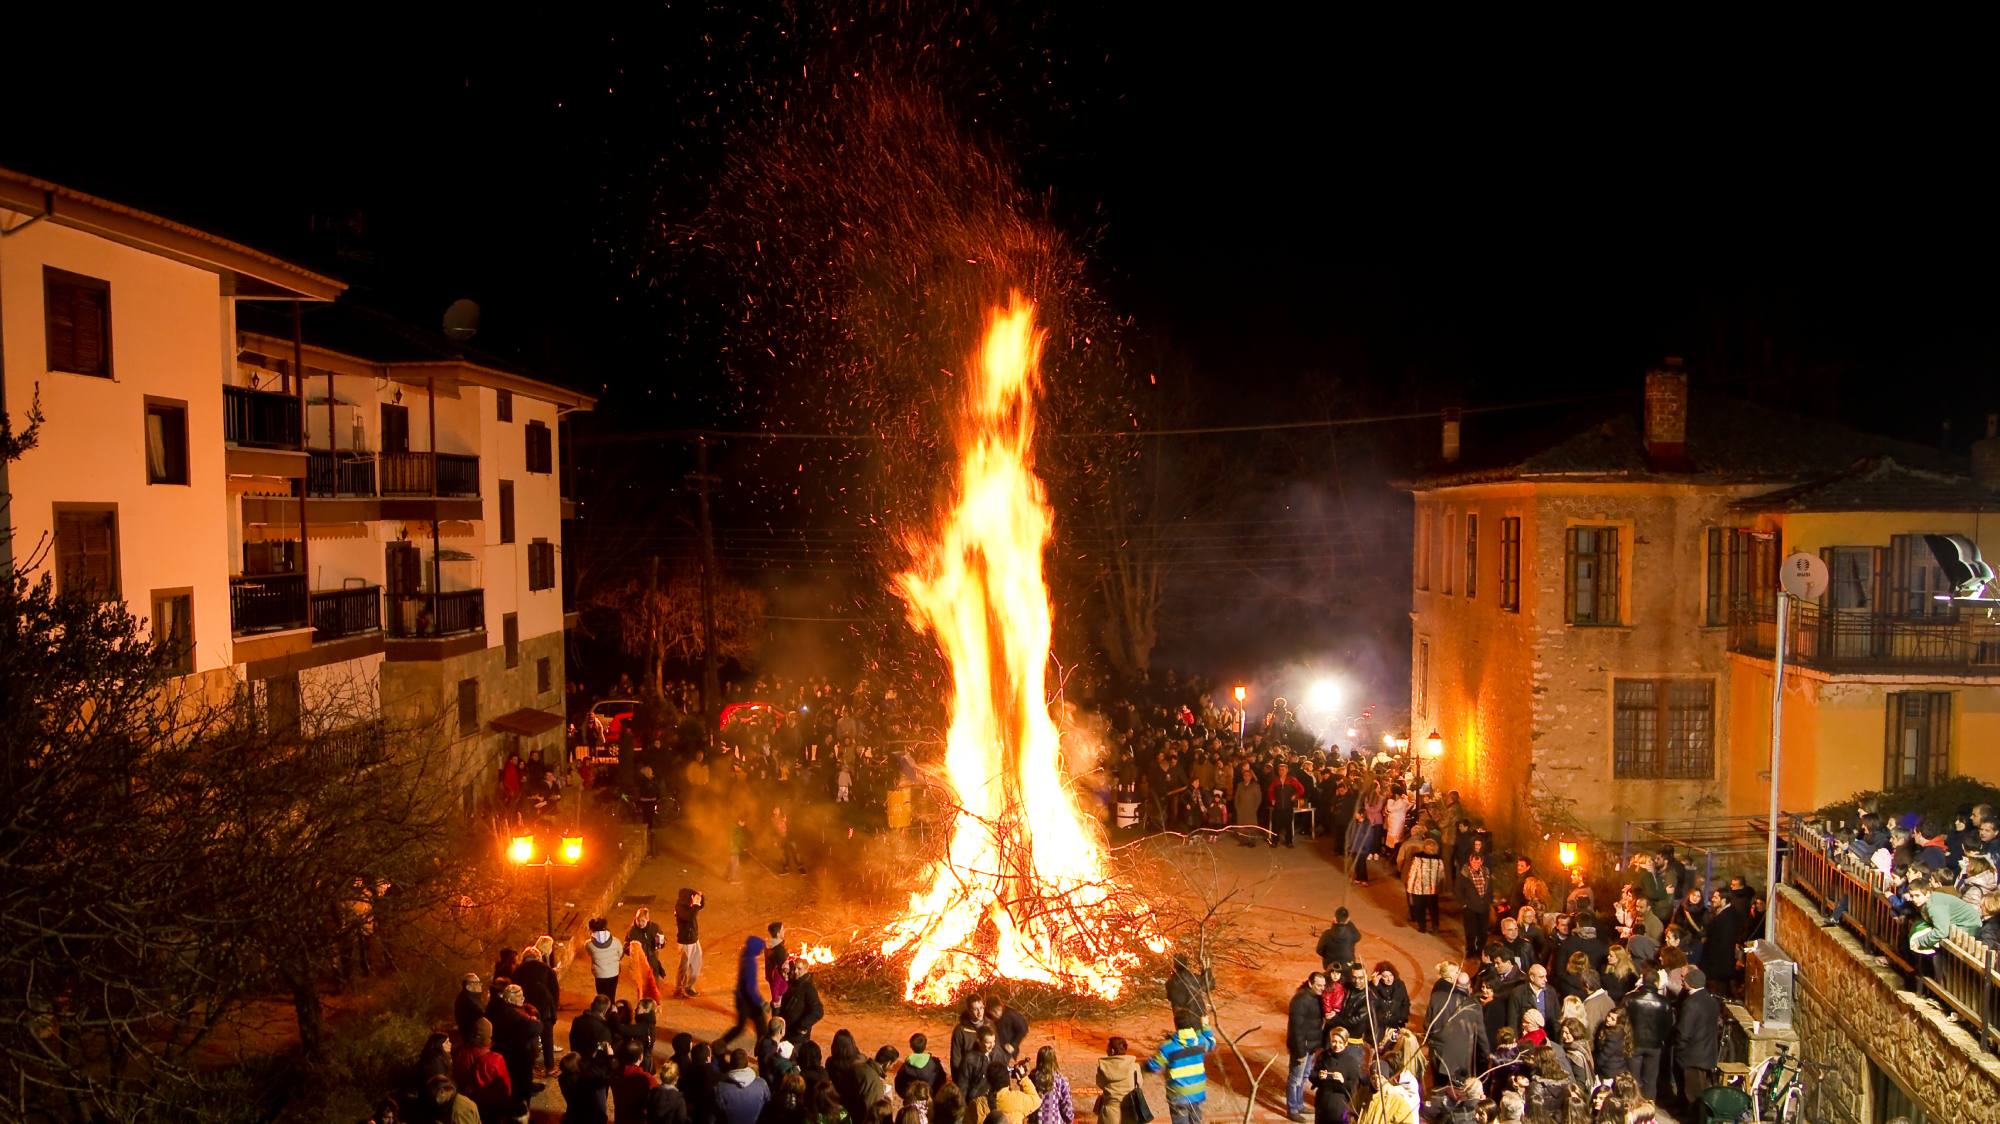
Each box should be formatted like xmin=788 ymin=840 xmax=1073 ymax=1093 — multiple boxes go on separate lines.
xmin=1908 ymin=883 xmax=1983 ymax=951
xmin=1980 ymin=895 xmax=2000 ymax=950
xmin=586 ymin=918 xmax=624 ymax=1001
xmin=1315 ymin=910 xmax=1361 ymax=971
xmin=1166 ymin=955 xmax=1214 ymax=1023
xmin=1621 ymin=973 xmax=1672 ymax=1103
xmin=1591 ymin=1008 xmax=1632 ymax=1083
xmin=1457 ymin=854 xmax=1495 ymax=957
xmin=896 ymin=1032 xmax=947 ymax=1101
xmin=1674 ymin=968 xmax=1722 ymax=1108
xmin=715 ymin=1049 xmax=773 ymax=1124
xmin=988 ymin=996 xmax=1029 ymax=1060
xmin=571 ymin=995 xmax=616 ymax=1060
xmin=629 ymin=907 xmax=669 ymax=980
xmin=1697 ymin=890 xmax=1746 ymax=995
xmin=452 ymin=1019 xmax=512 ymax=1122
xmin=1369 ymin=963 xmax=1411 ymax=1040
xmin=1285 ymin=973 xmax=1328 ymax=1121
xmin=779 ymin=959 xmax=824 ymax=1045
xmin=613 ymin=1039 xmax=664 ymax=1124
xmin=648 ymin=1062 xmax=692 ymax=1124
xmin=420 ymin=1075 xmax=483 ymax=1124
xmin=1424 ymin=970 xmax=1488 ymax=1088
xmin=717 ymin=936 xmax=771 ymax=1051
xmin=675 ymin=889 xmax=706 ymax=997
xmin=1027 ymin=1045 xmax=1073 ymax=1124
xmin=456 ymin=974 xmax=487 ymax=1043
xmin=683 ymin=1043 xmax=721 ymax=1124
xmin=1308 ymin=1025 xmax=1366 ymax=1123
xmin=765 ymin=923 xmax=792 ymax=1007
xmin=491 ymin=985 xmax=543 ymax=1101
xmin=948 ymin=996 xmax=990 ymax=1088
xmin=515 ymin=942 xmax=560 ymax=1071
xmin=1092 ymin=1037 xmax=1141 ymax=1124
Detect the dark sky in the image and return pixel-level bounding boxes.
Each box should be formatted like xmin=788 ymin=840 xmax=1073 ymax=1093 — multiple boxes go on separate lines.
xmin=6 ymin=15 xmax=1995 ymax=687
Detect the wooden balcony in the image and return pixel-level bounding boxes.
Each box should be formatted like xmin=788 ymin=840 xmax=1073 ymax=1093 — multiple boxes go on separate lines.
xmin=310 ymin=585 xmax=382 ymax=643
xmin=380 ymin=452 xmax=480 ymax=498
xmin=230 ymin=573 xmax=309 ymax=635
xmin=1729 ymin=602 xmax=2000 ymax=674
xmin=223 ymin=385 xmax=302 ymax=449
xmin=385 ymin=590 xmax=484 ymax=639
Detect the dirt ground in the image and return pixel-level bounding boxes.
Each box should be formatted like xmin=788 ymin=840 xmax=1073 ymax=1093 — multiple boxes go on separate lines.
xmin=547 ymin=815 xmax=1464 ymax=1121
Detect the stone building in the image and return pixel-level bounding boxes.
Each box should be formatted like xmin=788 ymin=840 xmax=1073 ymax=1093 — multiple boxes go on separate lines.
xmin=1398 ymin=362 xmax=1995 ymax=840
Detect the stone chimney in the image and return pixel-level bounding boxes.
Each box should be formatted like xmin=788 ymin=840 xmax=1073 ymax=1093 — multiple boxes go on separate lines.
xmin=1972 ymin=413 xmax=2000 ymax=492
xmin=1644 ymin=357 xmax=1690 ymax=470
xmin=1441 ymin=407 xmax=1462 ymax=464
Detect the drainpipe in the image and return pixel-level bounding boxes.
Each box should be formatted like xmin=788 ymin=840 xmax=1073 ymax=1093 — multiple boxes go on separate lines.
xmin=294 ymin=300 xmax=311 ymax=615
xmin=428 ymin=375 xmax=441 ymax=605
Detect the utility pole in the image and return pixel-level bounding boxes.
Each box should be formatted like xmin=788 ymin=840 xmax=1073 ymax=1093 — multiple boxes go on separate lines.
xmin=694 ymin=436 xmax=720 ymax=751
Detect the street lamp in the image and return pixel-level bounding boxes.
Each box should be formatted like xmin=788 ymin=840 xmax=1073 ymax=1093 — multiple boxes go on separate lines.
xmin=1558 ymin=839 xmax=1579 ymax=868
xmin=1233 ymin=685 xmax=1247 ymax=740
xmin=509 ymin=832 xmax=585 ymax=934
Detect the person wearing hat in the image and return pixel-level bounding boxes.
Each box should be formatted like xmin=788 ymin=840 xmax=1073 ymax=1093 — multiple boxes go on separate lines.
xmin=1674 ymin=966 xmax=1721 ymax=1112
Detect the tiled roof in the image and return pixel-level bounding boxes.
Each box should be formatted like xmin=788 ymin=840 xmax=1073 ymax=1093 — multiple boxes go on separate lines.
xmin=1732 ymin=457 xmax=2000 ymax=513
xmin=1405 ymin=389 xmax=1952 ymax=489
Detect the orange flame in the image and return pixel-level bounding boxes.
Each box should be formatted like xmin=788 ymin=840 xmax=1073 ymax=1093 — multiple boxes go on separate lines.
xmin=882 ymin=294 xmax=1154 ymax=1004
xmin=794 ymin=941 xmax=837 ymax=966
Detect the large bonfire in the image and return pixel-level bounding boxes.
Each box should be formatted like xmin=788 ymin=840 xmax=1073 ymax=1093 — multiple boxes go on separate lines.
xmin=881 ymin=294 xmax=1161 ymax=1005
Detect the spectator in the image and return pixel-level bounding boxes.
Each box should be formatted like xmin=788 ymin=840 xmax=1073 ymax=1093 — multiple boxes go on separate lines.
xmin=718 ymin=936 xmax=771 ymax=1051
xmin=1592 ymin=1008 xmax=1631 ymax=1083
xmin=1907 ymin=882 xmax=1981 ymax=952
xmin=1505 ymin=965 xmax=1556 ymax=1034
xmin=764 ymin=1072 xmax=810 ymax=1124
xmin=780 ymin=959 xmax=825 ymax=1045
xmin=1370 ymin=962 xmax=1412 ymax=1039
xmin=1027 ymin=1046 xmax=1073 ymax=1124
xmin=587 ymin=918 xmax=624 ymax=1001
xmin=614 ymin=1038 xmax=663 ymax=1123
xmin=1144 ymin=1012 xmax=1216 ymax=1124
xmin=1267 ymin=763 xmax=1305 ymax=848
xmin=492 ymin=985 xmax=543 ymax=1102
xmin=455 ymin=974 xmax=487 ymax=1043
xmin=684 ymin=1043 xmax=721 ymax=1124
xmin=1674 ymin=967 xmax=1721 ymax=1113
xmin=1166 ymin=955 xmax=1214 ymax=1024
xmin=897 ymin=1033 xmax=946 ymax=1101
xmin=516 ymin=941 xmax=561 ymax=1073
xmin=1425 ymin=968 xmax=1488 ymax=1088
xmin=452 ymin=1019 xmax=512 ymax=1123
xmin=1308 ymin=1025 xmax=1365 ymax=1122
xmin=1622 ymin=973 xmax=1670 ymax=1104
xmin=675 ymin=889 xmax=707 ymax=997
xmin=949 ymin=996 xmax=990 ymax=1088
xmin=1315 ymin=908 xmax=1360 ymax=971
xmin=421 ymin=1076 xmax=482 ymax=1124
xmin=572 ymin=995 xmax=616 ymax=1060
xmin=988 ymin=996 xmax=1029 ymax=1060
xmin=1458 ymin=853 xmax=1495 ymax=957
xmin=1404 ymin=839 xmax=1445 ymax=934
xmin=1093 ymin=1037 xmax=1141 ymax=1124
xmin=1980 ymin=895 xmax=2000 ymax=950
xmin=716 ymin=1048 xmax=773 ymax=1124
xmin=1698 ymin=890 xmax=1746 ymax=997
xmin=418 ymin=1034 xmax=454 ymax=1083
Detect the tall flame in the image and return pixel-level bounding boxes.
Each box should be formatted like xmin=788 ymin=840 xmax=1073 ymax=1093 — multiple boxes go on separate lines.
xmin=882 ymin=294 xmax=1153 ymax=1004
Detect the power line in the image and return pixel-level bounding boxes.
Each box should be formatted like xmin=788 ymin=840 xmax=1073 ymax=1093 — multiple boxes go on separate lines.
xmin=574 ymin=392 xmax=1615 ymax=445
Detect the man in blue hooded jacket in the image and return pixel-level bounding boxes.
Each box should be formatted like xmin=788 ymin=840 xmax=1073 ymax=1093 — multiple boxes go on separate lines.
xmin=714 ymin=935 xmax=769 ymax=1051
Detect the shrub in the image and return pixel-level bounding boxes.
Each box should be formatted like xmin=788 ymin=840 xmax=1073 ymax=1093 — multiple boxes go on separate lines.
xmin=1810 ymin=776 xmax=2000 ymax=830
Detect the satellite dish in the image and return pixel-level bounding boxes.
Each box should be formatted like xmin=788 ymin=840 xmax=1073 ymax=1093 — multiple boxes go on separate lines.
xmin=442 ymin=299 xmax=481 ymax=343
xmin=1780 ymin=552 xmax=1829 ymax=601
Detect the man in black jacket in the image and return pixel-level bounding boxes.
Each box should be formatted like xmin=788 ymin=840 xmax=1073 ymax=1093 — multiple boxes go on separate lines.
xmin=778 ymin=960 xmax=823 ymax=1045
xmin=571 ymin=994 xmax=616 ymax=1059
xmin=1458 ymin=854 xmax=1495 ymax=958
xmin=455 ymin=973 xmax=487 ymax=1043
xmin=1426 ymin=969 xmax=1489 ymax=1087
xmin=1699 ymin=891 xmax=1746 ymax=998
xmin=1675 ymin=967 xmax=1722 ymax=1113
xmin=674 ymin=888 xmax=706 ymax=997
xmin=514 ymin=944 xmax=561 ymax=1071
xmin=1555 ymin=923 xmax=1609 ymax=998
xmin=987 ymin=994 xmax=1029 ymax=1060
xmin=1167 ymin=954 xmax=1214 ymax=1023
xmin=1285 ymin=972 xmax=1328 ymax=1122
xmin=1622 ymin=972 xmax=1672 ymax=1103
xmin=1316 ymin=908 xmax=1361 ymax=972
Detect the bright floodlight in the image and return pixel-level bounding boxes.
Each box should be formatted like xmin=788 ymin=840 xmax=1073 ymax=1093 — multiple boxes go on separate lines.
xmin=1306 ymin=679 xmax=1341 ymax=712
xmin=508 ymin=835 xmax=536 ymax=865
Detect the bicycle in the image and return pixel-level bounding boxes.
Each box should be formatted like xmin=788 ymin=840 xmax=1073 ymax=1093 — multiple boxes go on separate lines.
xmin=1747 ymin=1041 xmax=1831 ymax=1122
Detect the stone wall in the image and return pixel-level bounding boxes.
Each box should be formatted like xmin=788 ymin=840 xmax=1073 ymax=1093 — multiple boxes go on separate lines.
xmin=380 ymin=629 xmax=567 ymax=811
xmin=1774 ymin=884 xmax=2000 ymax=1123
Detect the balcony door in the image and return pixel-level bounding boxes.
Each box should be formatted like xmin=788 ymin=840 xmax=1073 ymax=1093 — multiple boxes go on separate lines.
xmin=381 ymin=403 xmax=411 ymax=455
xmin=1821 ymin=546 xmax=1885 ymax=659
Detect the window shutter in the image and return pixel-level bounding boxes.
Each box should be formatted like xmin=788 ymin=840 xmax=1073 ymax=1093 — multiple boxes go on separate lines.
xmin=1563 ymin=528 xmax=1578 ymax=623
xmin=1931 ymin=693 xmax=1952 ymax=784
xmin=1604 ymin=529 xmax=1621 ymax=623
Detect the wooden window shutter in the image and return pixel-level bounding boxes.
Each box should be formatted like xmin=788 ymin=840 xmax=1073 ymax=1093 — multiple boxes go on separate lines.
xmin=1604 ymin=529 xmax=1621 ymax=623
xmin=1563 ymin=527 xmax=1578 ymax=623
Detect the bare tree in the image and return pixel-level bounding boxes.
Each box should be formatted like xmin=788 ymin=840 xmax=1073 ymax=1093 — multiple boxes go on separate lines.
xmin=587 ymin=558 xmax=766 ymax=700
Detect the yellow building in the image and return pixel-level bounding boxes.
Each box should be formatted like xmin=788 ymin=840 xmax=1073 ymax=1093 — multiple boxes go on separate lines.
xmin=1723 ymin=456 xmax=2000 ymax=814
xmin=1403 ymin=363 xmax=2000 ymax=840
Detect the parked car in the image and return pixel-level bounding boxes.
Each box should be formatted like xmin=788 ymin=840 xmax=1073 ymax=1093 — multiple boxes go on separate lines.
xmin=587 ymin=699 xmax=641 ymax=749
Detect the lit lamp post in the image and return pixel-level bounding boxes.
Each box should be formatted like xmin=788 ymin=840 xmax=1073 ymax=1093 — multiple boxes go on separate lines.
xmin=1558 ymin=839 xmax=1579 ymax=869
xmin=510 ymin=832 xmax=585 ymax=934
xmin=1233 ymin=685 xmax=1247 ymax=740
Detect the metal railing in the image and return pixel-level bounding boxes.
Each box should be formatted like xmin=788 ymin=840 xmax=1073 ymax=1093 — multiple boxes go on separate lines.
xmin=309 ymin=586 xmax=381 ymax=642
xmin=1732 ymin=603 xmax=2000 ymax=673
xmin=385 ymin=590 xmax=484 ymax=638
xmin=1784 ymin=826 xmax=2000 ymax=1053
xmin=305 ymin=450 xmax=377 ymax=497
xmin=379 ymin=451 xmax=481 ymax=498
xmin=305 ymin=719 xmax=387 ymax=773
xmin=229 ymin=573 xmax=310 ymax=634
xmin=223 ymin=385 xmax=302 ymax=449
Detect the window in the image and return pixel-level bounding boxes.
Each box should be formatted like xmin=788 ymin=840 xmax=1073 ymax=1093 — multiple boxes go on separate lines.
xmin=1463 ymin=513 xmax=1478 ymax=599
xmin=55 ymin=507 xmax=119 ymax=600
xmin=1443 ymin=513 xmax=1458 ymax=595
xmin=1886 ymin=691 xmax=1951 ymax=789
xmin=525 ymin=421 xmax=552 ymax=474
xmin=261 ymin=673 xmax=302 ymax=740
xmin=537 ymin=657 xmax=552 ymax=695
xmin=1889 ymin=534 xmax=1954 ymax=619
xmin=1416 ymin=505 xmax=1433 ymax=591
xmin=151 ymin=589 xmax=194 ymax=675
xmin=498 ymin=480 xmax=516 ymax=545
xmin=1416 ymin=638 xmax=1430 ymax=719
xmin=503 ymin=612 xmax=520 ymax=668
xmin=496 ymin=388 xmax=513 ymax=422
xmin=144 ymin=400 xmax=189 ymax=485
xmin=1613 ymin=678 xmax=1716 ymax=779
xmin=528 ymin=539 xmax=555 ymax=591
xmin=1823 ymin=546 xmax=1880 ymax=611
xmin=1565 ymin=526 xmax=1620 ymax=625
xmin=458 ymin=678 xmax=479 ymax=735
xmin=1499 ymin=516 xmax=1521 ymax=611
xmin=1705 ymin=527 xmax=1773 ymax=625
xmin=45 ymin=267 xmax=112 ymax=377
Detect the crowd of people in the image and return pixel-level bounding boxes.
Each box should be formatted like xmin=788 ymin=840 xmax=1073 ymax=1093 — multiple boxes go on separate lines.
xmin=1794 ymin=801 xmax=2000 ymax=961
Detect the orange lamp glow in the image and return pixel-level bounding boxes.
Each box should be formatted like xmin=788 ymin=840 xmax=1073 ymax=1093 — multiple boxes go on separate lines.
xmin=508 ymin=834 xmax=536 ymax=865
xmin=1233 ymin=685 xmax=1247 ymax=703
xmin=1559 ymin=840 xmax=1579 ymax=868
xmin=1426 ymin=730 xmax=1445 ymax=759
xmin=559 ymin=835 xmax=584 ymax=865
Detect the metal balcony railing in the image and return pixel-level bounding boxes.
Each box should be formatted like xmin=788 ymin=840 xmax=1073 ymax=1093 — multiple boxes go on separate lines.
xmin=229 ymin=573 xmax=310 ymax=635
xmin=379 ymin=451 xmax=481 ymax=498
xmin=1730 ymin=603 xmax=2000 ymax=673
xmin=1785 ymin=826 xmax=2000 ymax=1053
xmin=223 ymin=385 xmax=302 ymax=449
xmin=310 ymin=585 xmax=382 ymax=642
xmin=385 ymin=590 xmax=484 ymax=638
xmin=305 ymin=451 xmax=377 ymax=497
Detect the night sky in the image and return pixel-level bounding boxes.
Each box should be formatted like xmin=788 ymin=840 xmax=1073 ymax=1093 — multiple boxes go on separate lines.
xmin=6 ymin=14 xmax=1995 ymax=694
